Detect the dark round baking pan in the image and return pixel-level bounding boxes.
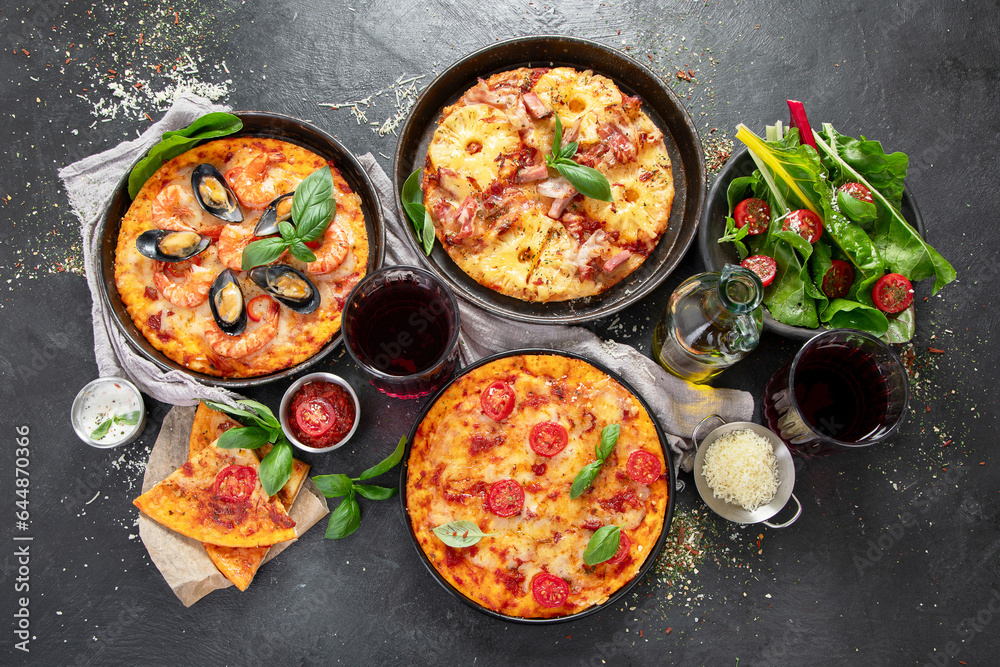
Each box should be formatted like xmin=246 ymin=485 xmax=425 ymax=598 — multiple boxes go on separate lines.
xmin=699 ymin=146 xmax=925 ymax=340
xmin=98 ymin=111 xmax=386 ymax=388
xmin=392 ymin=35 xmax=705 ymax=325
xmin=398 ymin=348 xmax=676 ymax=624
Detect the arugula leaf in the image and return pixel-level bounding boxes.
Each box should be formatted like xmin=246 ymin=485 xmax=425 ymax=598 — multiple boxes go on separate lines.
xmin=359 ymin=435 xmax=407 ymax=481
xmin=354 ymin=485 xmax=398 ymax=501
xmin=259 ymin=440 xmax=293 ymax=497
xmin=313 ymin=474 xmax=355 ymax=498
xmin=216 ymin=426 xmax=270 ymax=450
xmin=401 ymin=169 xmax=435 ymax=256
xmin=90 ymin=418 xmax=112 ymax=440
xmin=432 ymin=520 xmax=497 ymax=548
xmin=583 ymin=525 xmax=622 ymax=566
xmin=127 ymin=112 xmax=242 ymax=198
xmin=325 ymin=494 xmax=361 ymax=539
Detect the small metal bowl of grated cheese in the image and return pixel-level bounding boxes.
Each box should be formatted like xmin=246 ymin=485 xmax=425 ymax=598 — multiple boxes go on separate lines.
xmin=692 ymin=416 xmax=801 ymax=528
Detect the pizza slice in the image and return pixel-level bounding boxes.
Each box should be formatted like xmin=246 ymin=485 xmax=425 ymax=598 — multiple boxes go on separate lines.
xmin=133 ymin=443 xmax=297 ymax=548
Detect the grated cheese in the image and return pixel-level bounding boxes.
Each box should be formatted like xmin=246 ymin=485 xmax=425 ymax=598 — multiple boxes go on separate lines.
xmin=702 ymin=429 xmax=778 ymax=512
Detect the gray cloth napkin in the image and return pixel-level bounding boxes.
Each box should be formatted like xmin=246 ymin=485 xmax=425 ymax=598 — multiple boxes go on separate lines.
xmin=357 ymin=154 xmax=752 ymax=474
xmin=59 ymin=92 xmax=241 ymax=406
xmin=59 ymin=93 xmax=753 ymax=473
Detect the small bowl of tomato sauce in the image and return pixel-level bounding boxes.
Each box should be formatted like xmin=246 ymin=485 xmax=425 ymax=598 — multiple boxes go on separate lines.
xmin=280 ymin=373 xmax=360 ymax=453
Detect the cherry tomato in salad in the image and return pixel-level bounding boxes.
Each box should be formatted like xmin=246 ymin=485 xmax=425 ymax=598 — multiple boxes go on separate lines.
xmin=822 ymin=259 xmax=855 ymax=299
xmin=838 ymin=182 xmax=874 ymax=203
xmin=487 ymin=479 xmax=524 ymax=517
xmin=625 ymin=450 xmax=661 ymax=484
xmin=734 ymin=198 xmax=771 ymax=235
xmin=606 ymin=532 xmax=631 ymax=566
xmin=872 ymin=273 xmax=913 ymax=314
xmin=531 ymin=573 xmax=569 ymax=607
xmin=529 ymin=421 xmax=569 ymax=457
xmin=247 ymin=295 xmax=276 ymax=322
xmin=740 ymin=255 xmax=777 ymax=287
xmin=213 ymin=465 xmax=257 ymax=503
xmin=294 ymin=397 xmax=336 ymax=437
xmin=480 ymin=381 xmax=516 ymax=421
xmin=782 ymin=209 xmax=823 ymax=243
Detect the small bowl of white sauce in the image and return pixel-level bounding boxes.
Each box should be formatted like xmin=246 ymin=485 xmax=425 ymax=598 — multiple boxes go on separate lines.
xmin=71 ymin=378 xmax=146 ymax=448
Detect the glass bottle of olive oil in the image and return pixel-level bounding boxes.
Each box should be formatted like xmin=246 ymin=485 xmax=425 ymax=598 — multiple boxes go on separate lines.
xmin=652 ymin=264 xmax=764 ymax=383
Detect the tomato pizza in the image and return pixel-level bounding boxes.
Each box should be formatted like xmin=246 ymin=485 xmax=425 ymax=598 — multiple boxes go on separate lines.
xmin=405 ymin=353 xmax=670 ymax=619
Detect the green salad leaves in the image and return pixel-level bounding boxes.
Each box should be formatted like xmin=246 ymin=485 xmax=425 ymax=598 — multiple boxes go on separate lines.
xmin=127 ymin=112 xmax=243 ymax=199
xmin=718 ymin=115 xmax=956 ymax=342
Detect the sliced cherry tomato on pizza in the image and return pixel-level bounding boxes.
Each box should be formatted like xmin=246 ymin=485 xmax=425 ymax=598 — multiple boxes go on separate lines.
xmin=480 ymin=381 xmax=516 ymax=421
xmin=487 ymin=479 xmax=524 ymax=517
xmin=294 ymin=397 xmax=336 ymax=437
xmin=740 ymin=254 xmax=777 ymax=287
xmin=213 ymin=465 xmax=257 ymax=503
xmin=821 ymin=259 xmax=855 ymax=300
xmin=733 ymin=198 xmax=770 ymax=235
xmin=626 ymin=450 xmax=662 ymax=484
xmin=531 ymin=572 xmax=570 ymax=608
xmin=247 ymin=295 xmax=276 ymax=322
xmin=529 ymin=421 xmax=569 ymax=457
xmin=606 ymin=532 xmax=632 ymax=566
xmin=782 ymin=209 xmax=823 ymax=243
xmin=872 ymin=273 xmax=913 ymax=314
xmin=838 ymin=181 xmax=873 ymax=203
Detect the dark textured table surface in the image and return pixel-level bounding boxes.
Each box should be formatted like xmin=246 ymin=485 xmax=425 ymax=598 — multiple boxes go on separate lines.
xmin=1 ymin=1 xmax=998 ymax=665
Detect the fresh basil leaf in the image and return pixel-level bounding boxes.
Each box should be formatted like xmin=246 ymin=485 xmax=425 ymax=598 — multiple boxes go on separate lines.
xmin=325 ymin=495 xmax=361 ymax=539
xmin=553 ymin=161 xmax=613 ymax=202
xmin=598 ymin=424 xmax=620 ymax=461
xmin=570 ymin=460 xmax=604 ymax=500
xmin=291 ymin=166 xmax=333 ymax=224
xmin=836 ymin=189 xmax=877 ymax=225
xmin=216 ymin=426 xmax=270 ymax=450
xmin=277 ymin=221 xmax=295 ymax=240
xmin=359 ymin=436 xmax=407 ymax=481
xmin=202 ymin=400 xmax=254 ymax=424
xmin=402 ymin=170 xmax=436 ymax=256
xmin=313 ymin=473 xmax=355 ymax=498
xmin=259 ymin=441 xmax=293 ymax=497
xmin=421 ymin=209 xmax=435 ymax=255
xmin=114 ymin=411 xmax=141 ymax=426
xmin=583 ymin=525 xmax=622 ymax=566
xmin=294 ymin=199 xmax=334 ymax=243
xmin=552 ymin=113 xmax=564 ymax=155
xmin=241 ymin=237 xmax=289 ymax=270
xmin=355 ymin=484 xmax=398 ymax=501
xmin=288 ymin=240 xmax=317 ymax=263
xmin=401 ymin=168 xmax=424 ymax=205
xmin=432 ymin=520 xmax=497 ymax=548
xmin=235 ymin=399 xmax=280 ymax=428
xmin=128 ymin=113 xmax=242 ymax=199
xmin=559 ymin=141 xmax=579 ymax=160
xmin=90 ymin=418 xmax=113 ymax=440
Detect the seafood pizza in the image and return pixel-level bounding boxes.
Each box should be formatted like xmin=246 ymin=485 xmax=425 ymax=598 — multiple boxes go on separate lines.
xmin=405 ymin=354 xmax=669 ymax=619
xmin=114 ymin=137 xmax=368 ymax=378
xmin=423 ymin=67 xmax=674 ymax=302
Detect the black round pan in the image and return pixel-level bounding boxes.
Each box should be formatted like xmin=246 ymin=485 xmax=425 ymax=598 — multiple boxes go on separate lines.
xmin=98 ymin=111 xmax=386 ymax=388
xmin=392 ymin=35 xmax=705 ymax=325
xmin=398 ymin=348 xmax=676 ymax=624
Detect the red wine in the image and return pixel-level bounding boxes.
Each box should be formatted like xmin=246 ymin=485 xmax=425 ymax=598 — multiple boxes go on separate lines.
xmin=351 ymin=287 xmax=452 ymax=375
xmin=792 ymin=341 xmax=889 ymax=442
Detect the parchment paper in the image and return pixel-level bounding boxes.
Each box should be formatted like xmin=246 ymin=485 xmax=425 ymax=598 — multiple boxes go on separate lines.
xmin=137 ymin=406 xmax=329 ymax=606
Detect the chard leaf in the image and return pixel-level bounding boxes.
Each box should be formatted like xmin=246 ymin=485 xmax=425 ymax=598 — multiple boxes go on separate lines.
xmin=820 ymin=298 xmax=890 ymax=336
xmin=819 ymin=125 xmax=909 ymax=208
xmin=736 ymin=124 xmax=828 ymax=214
xmin=881 ymin=305 xmax=916 ymax=344
xmin=764 ymin=239 xmax=820 ymax=328
xmin=837 ymin=188 xmax=878 ymax=225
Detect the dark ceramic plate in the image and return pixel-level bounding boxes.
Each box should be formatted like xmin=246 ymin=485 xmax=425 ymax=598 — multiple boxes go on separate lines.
xmin=392 ymin=35 xmax=705 ymax=325
xmin=398 ymin=348 xmax=676 ymax=624
xmin=98 ymin=111 xmax=386 ymax=388
xmin=698 ymin=147 xmax=925 ymax=340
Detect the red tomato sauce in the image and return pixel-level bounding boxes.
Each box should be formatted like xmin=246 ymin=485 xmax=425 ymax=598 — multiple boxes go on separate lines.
xmin=288 ymin=381 xmax=356 ymax=448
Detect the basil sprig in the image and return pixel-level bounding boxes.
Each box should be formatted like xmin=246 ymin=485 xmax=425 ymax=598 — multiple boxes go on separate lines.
xmin=433 ymin=520 xmax=497 ymax=548
xmin=203 ymin=399 xmax=293 ymax=497
xmin=313 ymin=435 xmax=407 ymax=539
xmin=545 ymin=114 xmax=613 ymax=202
xmin=569 ymin=424 xmax=620 ymax=499
xmin=401 ymin=168 xmax=435 ymax=255
xmin=127 ymin=112 xmax=243 ymax=199
xmin=241 ymin=166 xmax=336 ymax=269
xmin=583 ymin=525 xmax=622 ymax=566
xmin=90 ymin=411 xmax=140 ymax=440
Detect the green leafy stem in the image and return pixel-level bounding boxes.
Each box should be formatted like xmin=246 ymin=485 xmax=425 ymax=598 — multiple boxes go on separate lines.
xmin=570 ymin=424 xmax=620 ymax=499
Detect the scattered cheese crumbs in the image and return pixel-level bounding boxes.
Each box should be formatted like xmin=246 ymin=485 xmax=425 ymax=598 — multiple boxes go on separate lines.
xmin=702 ymin=429 xmax=778 ymax=511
